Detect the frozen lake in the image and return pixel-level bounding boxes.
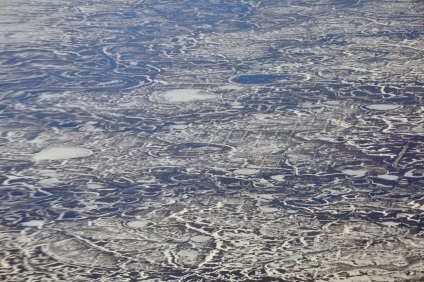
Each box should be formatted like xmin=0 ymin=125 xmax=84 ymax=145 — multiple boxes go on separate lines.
xmin=1 ymin=0 xmax=423 ymax=281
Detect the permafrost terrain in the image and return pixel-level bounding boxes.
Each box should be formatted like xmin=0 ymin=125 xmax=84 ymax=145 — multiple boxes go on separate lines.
xmin=0 ymin=0 xmax=424 ymax=281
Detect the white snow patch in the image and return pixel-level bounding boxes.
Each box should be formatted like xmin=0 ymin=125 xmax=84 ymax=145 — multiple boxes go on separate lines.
xmin=21 ymin=220 xmax=45 ymax=227
xmin=234 ymin=168 xmax=259 ymax=175
xmin=365 ymin=104 xmax=401 ymax=111
xmin=343 ymin=169 xmax=367 ymax=178
xmin=34 ymin=147 xmax=92 ymax=161
xmin=271 ymin=175 xmax=285 ymax=182
xmin=127 ymin=220 xmax=150 ymax=228
xmin=87 ymin=183 xmax=102 ymax=189
xmin=381 ymin=222 xmax=399 ymax=227
xmin=377 ymin=174 xmax=399 ymax=181
xmin=260 ymin=207 xmax=279 ymax=213
xmin=151 ymin=89 xmax=216 ymax=104
xmin=39 ymin=178 xmax=60 ymax=185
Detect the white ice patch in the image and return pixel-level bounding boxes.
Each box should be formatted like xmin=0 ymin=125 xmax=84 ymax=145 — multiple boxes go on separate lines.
xmin=343 ymin=169 xmax=367 ymax=178
xmin=87 ymin=183 xmax=102 ymax=189
xmin=270 ymin=175 xmax=285 ymax=182
xmin=34 ymin=147 xmax=92 ymax=161
xmin=38 ymin=178 xmax=60 ymax=185
xmin=376 ymin=174 xmax=399 ymax=181
xmin=365 ymin=104 xmax=401 ymax=111
xmin=151 ymin=89 xmax=216 ymax=104
xmin=21 ymin=220 xmax=45 ymax=227
xmin=260 ymin=207 xmax=279 ymax=213
xmin=234 ymin=168 xmax=259 ymax=175
xmin=127 ymin=220 xmax=150 ymax=228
